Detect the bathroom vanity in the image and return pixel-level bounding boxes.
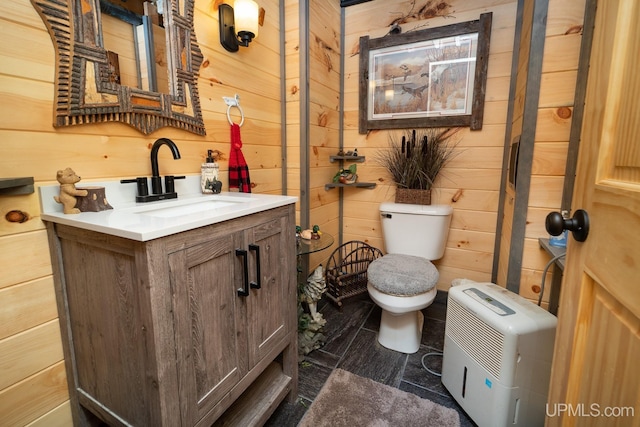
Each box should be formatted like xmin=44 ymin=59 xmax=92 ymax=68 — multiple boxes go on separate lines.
xmin=40 ymin=180 xmax=298 ymax=426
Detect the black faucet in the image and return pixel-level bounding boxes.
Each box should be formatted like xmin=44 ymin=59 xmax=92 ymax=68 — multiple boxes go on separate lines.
xmin=150 ymin=138 xmax=181 ymax=195
xmin=120 ymin=138 xmax=184 ymax=202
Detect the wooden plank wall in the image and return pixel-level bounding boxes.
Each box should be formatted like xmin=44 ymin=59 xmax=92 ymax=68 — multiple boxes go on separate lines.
xmin=497 ymin=0 xmax=586 ymax=304
xmin=522 ymin=0 xmax=586 ymax=302
xmin=0 ymin=0 xmax=282 ymax=424
xmin=0 ymin=0 xmax=587 ymax=422
xmin=342 ymin=0 xmax=518 ymax=290
xmin=284 ymin=0 xmax=302 ymax=225
xmin=307 ymin=0 xmax=341 ymax=269
xmin=285 ymin=0 xmax=341 ymax=271
xmin=497 ymin=0 xmax=538 ymax=298
xmin=285 ymin=0 xmax=341 ymax=272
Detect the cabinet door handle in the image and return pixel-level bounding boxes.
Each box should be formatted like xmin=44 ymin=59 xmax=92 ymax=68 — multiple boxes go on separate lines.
xmin=249 ymin=244 xmax=261 ymax=289
xmin=236 ymin=249 xmax=249 ymax=297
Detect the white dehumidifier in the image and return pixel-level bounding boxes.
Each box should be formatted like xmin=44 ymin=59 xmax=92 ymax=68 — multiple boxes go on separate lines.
xmin=441 ymin=281 xmax=557 ymax=427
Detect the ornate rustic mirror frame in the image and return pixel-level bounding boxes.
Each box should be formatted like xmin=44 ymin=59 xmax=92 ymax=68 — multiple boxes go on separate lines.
xmin=359 ymin=12 xmax=492 ymax=133
xmin=31 ymin=0 xmax=206 ymax=135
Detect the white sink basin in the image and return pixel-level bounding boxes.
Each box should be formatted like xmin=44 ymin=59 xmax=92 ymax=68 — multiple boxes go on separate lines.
xmin=40 ymin=177 xmax=297 ymax=241
xmin=130 ymin=198 xmax=248 ymax=218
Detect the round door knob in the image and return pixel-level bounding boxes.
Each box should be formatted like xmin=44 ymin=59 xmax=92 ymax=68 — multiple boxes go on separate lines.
xmin=545 ymin=209 xmax=590 ymax=242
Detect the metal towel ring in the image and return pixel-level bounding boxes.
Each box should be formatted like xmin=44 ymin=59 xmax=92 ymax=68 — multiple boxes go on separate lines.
xmin=224 ymin=94 xmax=245 ymax=127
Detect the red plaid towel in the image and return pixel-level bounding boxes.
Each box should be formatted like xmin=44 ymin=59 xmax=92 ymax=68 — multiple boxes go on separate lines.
xmin=229 ymin=123 xmax=251 ymax=193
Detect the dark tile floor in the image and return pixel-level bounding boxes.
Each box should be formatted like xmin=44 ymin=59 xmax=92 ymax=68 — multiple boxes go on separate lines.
xmin=266 ymin=291 xmax=476 ymax=426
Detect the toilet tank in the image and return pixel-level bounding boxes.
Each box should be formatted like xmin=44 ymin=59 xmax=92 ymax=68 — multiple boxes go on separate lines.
xmin=380 ymin=202 xmax=452 ymax=260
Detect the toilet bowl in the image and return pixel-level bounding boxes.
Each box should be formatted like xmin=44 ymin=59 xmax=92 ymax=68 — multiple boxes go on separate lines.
xmin=368 ymin=283 xmax=438 ymax=354
xmin=367 ymin=203 xmax=452 ymax=354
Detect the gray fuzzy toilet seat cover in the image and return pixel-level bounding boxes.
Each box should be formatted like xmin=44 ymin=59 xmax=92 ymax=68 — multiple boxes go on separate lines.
xmin=368 ymin=253 xmax=439 ymax=297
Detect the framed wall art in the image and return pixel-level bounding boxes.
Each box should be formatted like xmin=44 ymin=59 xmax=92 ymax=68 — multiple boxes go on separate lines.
xmin=359 ymin=13 xmax=492 ymax=133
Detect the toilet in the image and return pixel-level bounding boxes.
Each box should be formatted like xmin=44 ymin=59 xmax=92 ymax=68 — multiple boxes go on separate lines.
xmin=367 ymin=202 xmax=452 ymax=354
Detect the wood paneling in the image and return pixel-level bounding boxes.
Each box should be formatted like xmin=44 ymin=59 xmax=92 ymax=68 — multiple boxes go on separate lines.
xmin=0 ymin=361 xmax=69 ymax=426
xmin=0 ymin=230 xmax=52 ymax=289
xmin=0 ymin=0 xmax=587 ymax=422
xmin=539 ymin=70 xmax=580 ymax=107
xmin=497 ymin=0 xmax=586 ymax=304
xmin=306 ymin=0 xmax=341 ymax=269
xmin=341 ymin=0 xmax=517 ymax=289
xmin=28 ymin=402 xmax=73 ymax=427
xmin=0 ymin=319 xmax=63 ymax=390
xmin=0 ymin=0 xmax=282 ymax=423
xmin=0 ymin=277 xmax=58 ymax=340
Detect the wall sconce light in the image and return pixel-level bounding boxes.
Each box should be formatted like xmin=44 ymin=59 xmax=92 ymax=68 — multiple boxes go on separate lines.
xmin=219 ymin=0 xmax=259 ymax=52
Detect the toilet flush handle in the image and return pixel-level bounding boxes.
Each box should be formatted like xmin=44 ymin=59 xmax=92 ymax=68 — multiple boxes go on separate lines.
xmin=381 ymin=213 xmax=392 ymax=219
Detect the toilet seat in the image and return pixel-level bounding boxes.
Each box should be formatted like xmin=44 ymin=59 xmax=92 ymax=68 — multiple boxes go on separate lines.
xmin=368 ymin=253 xmax=438 ymax=297
xmin=367 ymin=253 xmax=439 ymax=353
xmin=367 ymin=283 xmax=437 ymax=313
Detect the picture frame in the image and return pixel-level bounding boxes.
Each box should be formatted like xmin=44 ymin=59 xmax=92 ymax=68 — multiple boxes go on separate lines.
xmin=340 ymin=0 xmax=372 ymax=6
xmin=359 ymin=13 xmax=492 ymax=133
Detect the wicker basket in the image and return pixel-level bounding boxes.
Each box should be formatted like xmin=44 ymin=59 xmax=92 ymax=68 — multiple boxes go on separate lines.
xmin=325 ymin=241 xmax=383 ymax=307
xmin=395 ymin=188 xmax=432 ymax=205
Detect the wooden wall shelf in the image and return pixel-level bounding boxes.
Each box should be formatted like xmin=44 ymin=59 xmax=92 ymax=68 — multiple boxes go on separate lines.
xmin=0 ymin=177 xmax=34 ymax=195
xmin=326 ymin=155 xmax=376 ymax=190
xmin=329 ymin=155 xmax=366 ymax=163
xmin=325 ymin=182 xmax=376 ymax=190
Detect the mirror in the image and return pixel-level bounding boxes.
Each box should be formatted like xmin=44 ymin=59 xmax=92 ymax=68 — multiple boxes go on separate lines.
xmin=31 ymin=0 xmax=206 ymax=135
xmin=100 ymin=0 xmax=170 ymax=94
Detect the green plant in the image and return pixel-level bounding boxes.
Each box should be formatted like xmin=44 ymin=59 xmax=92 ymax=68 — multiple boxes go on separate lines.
xmin=376 ymin=128 xmax=460 ymax=190
xmin=332 ymin=163 xmax=357 ymax=183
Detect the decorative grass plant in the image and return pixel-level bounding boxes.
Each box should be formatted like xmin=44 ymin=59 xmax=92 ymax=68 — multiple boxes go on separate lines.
xmin=376 ymin=127 xmax=460 ymax=204
xmin=378 ymin=127 xmax=460 ymax=190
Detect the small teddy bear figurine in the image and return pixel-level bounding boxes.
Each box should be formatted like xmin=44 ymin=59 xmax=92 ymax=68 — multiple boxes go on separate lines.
xmin=54 ymin=168 xmax=88 ymax=214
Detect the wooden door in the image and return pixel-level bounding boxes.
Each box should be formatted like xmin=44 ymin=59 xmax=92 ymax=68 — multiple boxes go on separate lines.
xmin=546 ymin=0 xmax=640 ymax=425
xmin=245 ymin=214 xmax=291 ymax=368
xmin=168 ymin=230 xmax=245 ymax=425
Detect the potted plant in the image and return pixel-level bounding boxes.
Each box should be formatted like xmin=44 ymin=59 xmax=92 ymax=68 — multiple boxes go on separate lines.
xmin=332 ymin=163 xmax=358 ymax=184
xmin=376 ymin=127 xmax=460 ymax=205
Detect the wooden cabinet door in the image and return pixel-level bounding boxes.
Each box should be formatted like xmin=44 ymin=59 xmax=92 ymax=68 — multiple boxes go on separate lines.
xmin=244 ymin=214 xmax=292 ymax=368
xmin=168 ymin=230 xmax=246 ymax=425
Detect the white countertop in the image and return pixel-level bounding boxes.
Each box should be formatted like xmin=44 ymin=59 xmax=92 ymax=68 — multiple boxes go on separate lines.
xmin=40 ymin=176 xmax=298 ymax=241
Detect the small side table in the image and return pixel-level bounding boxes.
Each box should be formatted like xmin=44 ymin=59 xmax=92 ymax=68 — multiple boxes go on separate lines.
xmin=539 ymin=238 xmax=566 ymax=315
xmin=297 ymin=232 xmax=334 ymax=257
